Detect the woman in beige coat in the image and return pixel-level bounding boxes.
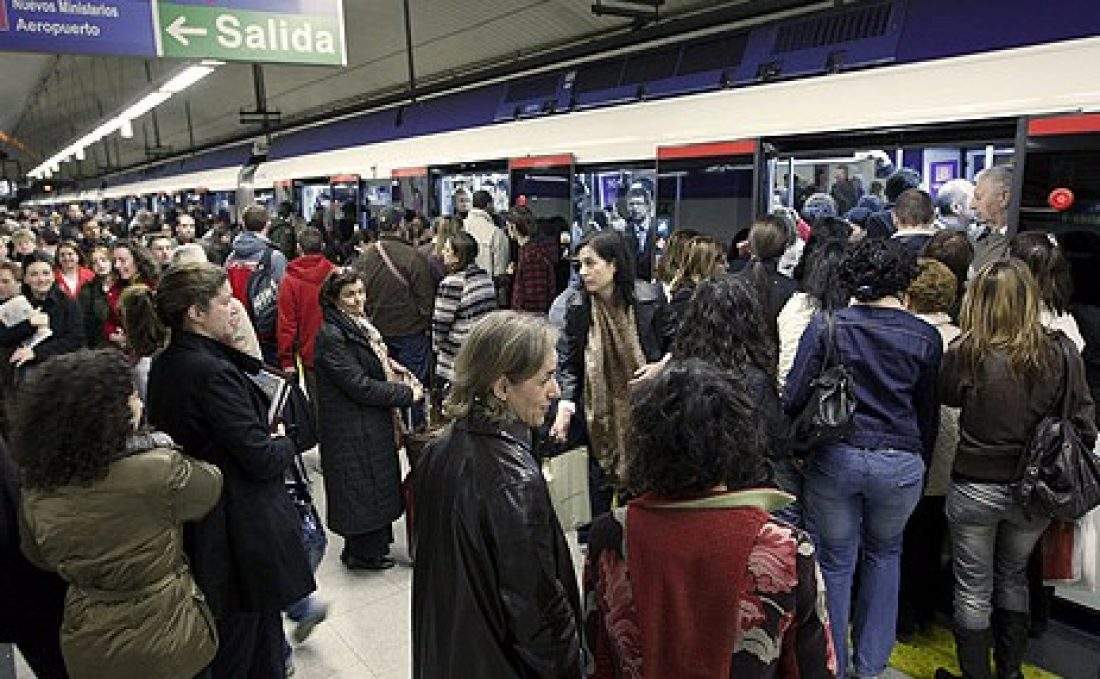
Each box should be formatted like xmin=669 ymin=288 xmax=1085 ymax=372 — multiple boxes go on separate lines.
xmin=13 ymin=348 xmax=223 ymax=679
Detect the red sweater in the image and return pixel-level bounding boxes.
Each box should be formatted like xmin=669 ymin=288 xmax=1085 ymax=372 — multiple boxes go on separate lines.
xmin=511 ymin=240 xmax=558 ymax=313
xmin=276 ymin=254 xmax=334 ymax=370
xmin=54 ymin=267 xmax=95 ymax=299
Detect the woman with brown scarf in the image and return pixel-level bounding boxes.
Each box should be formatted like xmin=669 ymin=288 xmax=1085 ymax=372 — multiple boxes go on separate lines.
xmin=551 ymin=231 xmax=678 ymax=535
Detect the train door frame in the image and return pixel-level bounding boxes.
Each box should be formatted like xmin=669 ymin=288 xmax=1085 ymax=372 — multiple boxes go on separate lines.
xmin=509 ymin=153 xmax=575 ymax=230
xmin=329 ymin=174 xmax=362 ymax=230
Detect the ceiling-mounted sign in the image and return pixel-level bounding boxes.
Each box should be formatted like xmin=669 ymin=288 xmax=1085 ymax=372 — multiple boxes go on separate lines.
xmin=156 ymin=0 xmax=347 ymax=66
xmin=0 ymin=0 xmax=346 ymax=65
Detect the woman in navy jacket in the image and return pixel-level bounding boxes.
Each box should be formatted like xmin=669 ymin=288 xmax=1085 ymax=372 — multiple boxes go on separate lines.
xmin=784 ymin=238 xmax=941 ymax=679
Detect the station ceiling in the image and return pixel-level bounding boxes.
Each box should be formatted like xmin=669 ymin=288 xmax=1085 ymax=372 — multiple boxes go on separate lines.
xmin=0 ymin=0 xmax=819 ymax=181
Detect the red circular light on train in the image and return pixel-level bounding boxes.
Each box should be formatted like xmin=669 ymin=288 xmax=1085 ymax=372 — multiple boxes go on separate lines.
xmin=1048 ymin=188 xmax=1075 ymax=211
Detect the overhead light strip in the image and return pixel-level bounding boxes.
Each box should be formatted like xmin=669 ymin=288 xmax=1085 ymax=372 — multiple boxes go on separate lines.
xmin=29 ymin=63 xmax=220 ymax=179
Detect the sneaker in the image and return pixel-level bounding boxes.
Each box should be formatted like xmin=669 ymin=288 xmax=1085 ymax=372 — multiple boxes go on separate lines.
xmin=343 ymin=554 xmax=396 ymax=571
xmin=292 ymin=600 xmax=330 ymax=644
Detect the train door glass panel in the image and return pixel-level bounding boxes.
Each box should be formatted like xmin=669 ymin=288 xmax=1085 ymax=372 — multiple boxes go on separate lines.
xmin=1018 ymin=132 xmax=1100 ymax=306
xmin=430 ymin=164 xmax=510 ymax=218
xmin=572 ymin=163 xmax=655 ymax=253
xmin=511 ymin=162 xmax=572 ymax=249
xmin=330 ymin=177 xmax=360 ymax=230
xmin=767 ymin=146 xmax=1013 ymax=219
xmin=393 ymin=173 xmax=429 ymax=217
xmin=297 ymin=180 xmax=331 ymax=225
xmin=362 ymin=179 xmax=394 ymax=228
xmin=656 ymin=156 xmax=754 ymax=252
xmin=253 ymin=189 xmax=275 ymax=211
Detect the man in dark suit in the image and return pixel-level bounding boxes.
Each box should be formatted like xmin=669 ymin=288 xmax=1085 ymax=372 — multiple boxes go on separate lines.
xmin=623 ymin=184 xmax=657 ymax=282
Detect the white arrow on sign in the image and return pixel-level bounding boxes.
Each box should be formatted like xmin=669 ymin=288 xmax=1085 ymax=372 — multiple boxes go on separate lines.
xmin=166 ymin=15 xmax=208 ymax=46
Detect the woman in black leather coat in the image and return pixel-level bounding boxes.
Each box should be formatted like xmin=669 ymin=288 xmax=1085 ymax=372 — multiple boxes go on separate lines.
xmin=412 ymin=311 xmax=581 ymax=679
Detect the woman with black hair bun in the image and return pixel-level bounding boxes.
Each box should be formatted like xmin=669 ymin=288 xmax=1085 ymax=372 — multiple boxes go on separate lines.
xmin=550 ymin=230 xmax=677 ymax=530
xmin=13 ymin=348 xmax=222 ymax=679
xmin=777 ymin=218 xmax=852 ymax=388
xmin=784 ymin=237 xmax=942 ymax=679
xmin=1009 ymin=231 xmax=1085 ymax=352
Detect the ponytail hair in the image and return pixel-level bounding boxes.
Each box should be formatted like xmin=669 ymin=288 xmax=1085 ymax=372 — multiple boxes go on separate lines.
xmin=120 ymin=284 xmax=166 ymax=357
xmin=120 ymin=262 xmax=227 ymax=357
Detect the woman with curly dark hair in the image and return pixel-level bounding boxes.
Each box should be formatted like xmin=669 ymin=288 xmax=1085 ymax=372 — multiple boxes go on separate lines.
xmin=10 ymin=253 xmax=85 ymax=371
xmin=13 ymin=348 xmax=222 ymax=679
xmin=784 ymin=237 xmax=942 ymax=679
xmin=584 ymin=358 xmax=836 ymax=678
xmin=104 ymin=240 xmax=157 ymax=348
xmin=673 ymin=276 xmax=799 ymax=522
xmin=129 ymin=262 xmax=315 ymax=678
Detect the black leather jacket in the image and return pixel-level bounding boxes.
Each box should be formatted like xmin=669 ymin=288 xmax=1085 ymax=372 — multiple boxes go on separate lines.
xmin=556 ymin=280 xmax=677 ymax=404
xmin=412 ymin=415 xmax=581 ymax=679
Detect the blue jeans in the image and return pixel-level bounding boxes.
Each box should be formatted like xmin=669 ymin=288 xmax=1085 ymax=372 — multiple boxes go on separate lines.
xmin=803 ymin=445 xmax=924 ymax=678
xmin=385 ymin=332 xmax=431 ymax=427
xmin=946 ymin=482 xmax=1050 ymax=631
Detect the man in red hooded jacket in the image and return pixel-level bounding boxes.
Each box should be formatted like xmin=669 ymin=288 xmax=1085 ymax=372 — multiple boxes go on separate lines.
xmin=277 ymin=227 xmax=334 ymax=405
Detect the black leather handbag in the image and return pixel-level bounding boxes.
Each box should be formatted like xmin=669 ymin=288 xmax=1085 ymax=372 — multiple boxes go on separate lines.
xmin=790 ymin=311 xmax=857 ymax=455
xmin=1014 ymin=337 xmax=1100 ymax=520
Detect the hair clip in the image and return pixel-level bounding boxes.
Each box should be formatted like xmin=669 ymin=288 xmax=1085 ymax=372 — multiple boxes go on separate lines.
xmin=1046 ymin=232 xmax=1059 ymax=248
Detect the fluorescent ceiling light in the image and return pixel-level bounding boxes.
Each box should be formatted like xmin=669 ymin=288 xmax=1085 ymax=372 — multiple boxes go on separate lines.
xmin=27 ymin=62 xmax=219 ymax=179
xmin=160 ymin=65 xmax=214 ymax=93
xmin=119 ymin=91 xmax=173 ymax=121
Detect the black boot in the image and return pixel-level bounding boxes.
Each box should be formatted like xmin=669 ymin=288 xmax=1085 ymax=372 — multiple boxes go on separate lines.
xmin=992 ymin=609 xmax=1029 ymax=679
xmin=935 ymin=626 xmax=993 ymax=679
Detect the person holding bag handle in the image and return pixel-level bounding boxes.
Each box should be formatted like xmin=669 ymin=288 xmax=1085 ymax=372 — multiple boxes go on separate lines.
xmin=938 ymin=260 xmax=1097 ymax=679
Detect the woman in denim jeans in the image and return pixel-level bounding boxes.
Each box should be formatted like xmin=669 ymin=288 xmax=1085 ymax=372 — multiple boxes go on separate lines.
xmin=938 ymin=260 xmax=1096 ymax=679
xmin=785 ymin=238 xmax=942 ymax=678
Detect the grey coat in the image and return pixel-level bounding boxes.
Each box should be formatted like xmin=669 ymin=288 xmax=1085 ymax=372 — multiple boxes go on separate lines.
xmin=314 ymin=308 xmax=415 ymax=536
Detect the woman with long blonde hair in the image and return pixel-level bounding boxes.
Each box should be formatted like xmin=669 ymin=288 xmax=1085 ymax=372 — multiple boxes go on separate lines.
xmin=668 ymin=236 xmax=727 ymax=321
xmin=938 ymin=259 xmax=1097 ymax=679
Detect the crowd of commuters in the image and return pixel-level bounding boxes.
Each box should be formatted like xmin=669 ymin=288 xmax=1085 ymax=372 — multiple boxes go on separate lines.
xmin=0 ymin=162 xmax=1096 ymax=679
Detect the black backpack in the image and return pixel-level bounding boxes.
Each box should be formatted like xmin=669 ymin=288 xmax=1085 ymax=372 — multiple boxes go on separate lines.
xmin=246 ymin=246 xmax=279 ymax=338
xmin=789 ymin=311 xmax=857 ymax=455
xmin=1014 ymin=336 xmax=1100 ymax=520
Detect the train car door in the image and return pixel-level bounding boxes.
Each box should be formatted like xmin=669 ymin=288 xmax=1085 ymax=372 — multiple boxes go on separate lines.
xmin=656 ymin=139 xmax=759 ymax=254
xmin=391 ymin=167 xmax=429 ymax=218
xmin=510 ymin=153 xmax=575 ymax=293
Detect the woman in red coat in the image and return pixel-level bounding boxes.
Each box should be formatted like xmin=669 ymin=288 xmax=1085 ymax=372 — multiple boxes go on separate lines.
xmin=507 ymin=206 xmax=558 ymax=313
xmin=53 ymin=240 xmax=95 ymax=300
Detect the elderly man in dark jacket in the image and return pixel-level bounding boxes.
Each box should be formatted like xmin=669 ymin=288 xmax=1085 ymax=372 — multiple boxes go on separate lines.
xmin=148 ymin=330 xmax=315 ymax=678
xmin=0 ymin=439 xmax=67 ymax=678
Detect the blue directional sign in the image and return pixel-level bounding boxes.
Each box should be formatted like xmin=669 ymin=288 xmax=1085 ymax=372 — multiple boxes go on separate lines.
xmin=0 ymin=0 xmax=157 ymax=56
xmin=0 ymin=0 xmax=345 ymax=65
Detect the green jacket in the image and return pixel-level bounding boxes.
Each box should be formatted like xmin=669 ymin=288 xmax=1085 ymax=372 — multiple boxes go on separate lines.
xmin=20 ymin=437 xmax=223 ymax=679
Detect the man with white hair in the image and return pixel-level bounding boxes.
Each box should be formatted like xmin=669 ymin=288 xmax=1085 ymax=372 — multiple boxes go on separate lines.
xmin=935 ymin=179 xmax=976 ymax=235
xmin=970 ymin=166 xmax=1013 ymax=276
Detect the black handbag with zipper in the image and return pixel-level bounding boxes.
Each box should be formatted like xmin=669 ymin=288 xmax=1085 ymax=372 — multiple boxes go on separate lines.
xmin=789 ymin=311 xmax=857 ymax=455
xmin=1013 ymin=335 xmax=1100 ymax=520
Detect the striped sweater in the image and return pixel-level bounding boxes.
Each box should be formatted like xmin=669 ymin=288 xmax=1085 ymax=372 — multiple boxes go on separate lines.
xmin=432 ymin=265 xmax=497 ymax=382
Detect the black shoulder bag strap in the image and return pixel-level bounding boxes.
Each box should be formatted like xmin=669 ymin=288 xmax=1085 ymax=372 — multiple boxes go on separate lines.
xmin=823 ymin=311 xmax=838 ymax=369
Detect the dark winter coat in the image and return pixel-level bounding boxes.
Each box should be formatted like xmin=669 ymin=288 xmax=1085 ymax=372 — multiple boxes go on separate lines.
xmin=20 ymin=435 xmax=222 ymax=679
xmin=147 ymin=331 xmax=315 ymax=615
xmin=557 ymin=281 xmax=678 ymax=404
xmin=412 ymin=415 xmax=582 ymax=679
xmin=314 ymin=308 xmax=414 ymax=537
xmin=0 ymin=439 xmax=66 ymax=662
xmin=77 ymin=276 xmax=111 ymax=348
xmin=25 ymin=285 xmax=85 ymax=366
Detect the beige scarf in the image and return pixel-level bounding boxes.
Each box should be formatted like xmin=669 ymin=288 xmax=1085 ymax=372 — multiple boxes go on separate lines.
xmin=584 ymin=295 xmax=645 ymax=483
xmin=350 ymin=313 xmax=419 ymax=447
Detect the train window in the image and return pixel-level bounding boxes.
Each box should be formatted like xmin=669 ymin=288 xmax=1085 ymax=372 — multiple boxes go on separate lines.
xmin=433 ymin=170 xmax=509 ymax=218
xmin=571 ymin=165 xmax=656 ymax=254
xmin=656 ymin=159 xmax=754 ymax=250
